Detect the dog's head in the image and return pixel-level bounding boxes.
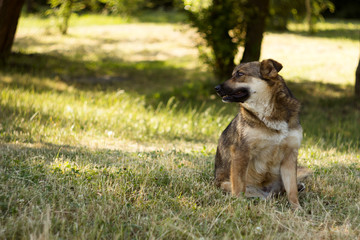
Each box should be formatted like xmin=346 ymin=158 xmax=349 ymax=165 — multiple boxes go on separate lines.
xmin=215 ymin=59 xmax=283 ymax=103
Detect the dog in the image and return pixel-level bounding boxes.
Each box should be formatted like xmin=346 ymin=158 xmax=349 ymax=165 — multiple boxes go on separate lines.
xmin=214 ymin=59 xmax=311 ymax=209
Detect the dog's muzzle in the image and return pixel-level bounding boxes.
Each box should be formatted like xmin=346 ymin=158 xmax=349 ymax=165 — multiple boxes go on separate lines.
xmin=215 ymin=85 xmax=250 ymax=103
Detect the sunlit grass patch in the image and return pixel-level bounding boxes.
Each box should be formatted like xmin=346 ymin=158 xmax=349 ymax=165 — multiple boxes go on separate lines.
xmin=288 ymin=19 xmax=360 ymax=41
xmin=0 ymin=81 xmax=233 ymax=146
xmin=18 ymin=10 xmax=186 ymax=30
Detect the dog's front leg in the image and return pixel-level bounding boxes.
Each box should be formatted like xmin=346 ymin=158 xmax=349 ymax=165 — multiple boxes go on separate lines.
xmin=230 ymin=145 xmax=249 ymax=196
xmin=280 ymin=149 xmax=300 ymax=209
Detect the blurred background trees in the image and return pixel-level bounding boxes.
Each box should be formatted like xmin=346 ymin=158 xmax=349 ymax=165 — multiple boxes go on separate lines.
xmin=240 ymin=0 xmax=269 ymax=64
xmin=1 ymin=0 xmax=359 ymax=93
xmin=183 ymin=0 xmax=246 ymax=80
xmin=268 ymin=0 xmax=334 ymax=33
xmin=46 ymin=0 xmax=86 ymax=34
xmin=183 ymin=0 xmax=270 ymax=80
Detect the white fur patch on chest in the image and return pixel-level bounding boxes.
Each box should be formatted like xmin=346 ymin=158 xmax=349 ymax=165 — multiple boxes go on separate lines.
xmin=244 ymin=126 xmax=288 ymax=147
xmin=245 ymin=126 xmax=285 ymax=175
xmin=244 ymin=125 xmax=302 ymax=175
xmin=244 ymin=124 xmax=302 ymax=149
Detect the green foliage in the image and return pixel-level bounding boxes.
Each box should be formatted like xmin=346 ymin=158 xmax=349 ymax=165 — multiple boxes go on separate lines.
xmin=268 ymin=0 xmax=335 ymax=32
xmin=183 ymin=0 xmax=247 ymax=80
xmin=46 ymin=0 xmax=152 ymax=33
xmin=47 ymin=0 xmax=85 ymax=34
xmin=312 ymin=0 xmax=335 ymax=19
xmin=306 ymin=0 xmax=335 ymax=34
xmin=268 ymin=0 xmax=303 ymax=31
xmin=143 ymin=0 xmax=182 ymax=10
xmin=98 ymin=0 xmax=145 ymax=15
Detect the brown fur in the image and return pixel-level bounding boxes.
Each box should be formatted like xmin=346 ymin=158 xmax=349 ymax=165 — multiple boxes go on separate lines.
xmin=214 ymin=59 xmax=312 ymax=209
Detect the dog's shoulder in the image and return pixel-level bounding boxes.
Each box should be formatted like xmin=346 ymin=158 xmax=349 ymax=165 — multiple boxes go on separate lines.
xmin=218 ymin=113 xmax=242 ymax=143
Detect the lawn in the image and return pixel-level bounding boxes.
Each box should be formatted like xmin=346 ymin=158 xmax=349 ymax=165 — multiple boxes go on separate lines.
xmin=0 ymin=12 xmax=359 ymax=239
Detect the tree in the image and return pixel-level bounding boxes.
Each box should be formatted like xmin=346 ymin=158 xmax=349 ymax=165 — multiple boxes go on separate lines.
xmin=184 ymin=0 xmax=245 ymax=80
xmin=47 ymin=0 xmax=145 ymax=35
xmin=0 ymin=0 xmax=25 ymax=64
xmin=183 ymin=0 xmax=270 ymax=81
xmin=267 ymin=0 xmax=334 ymax=34
xmin=305 ymin=0 xmax=334 ymax=34
xmin=47 ymin=0 xmax=86 ymax=35
xmin=267 ymin=0 xmax=297 ymax=31
xmin=241 ymin=0 xmax=269 ymax=63
xmin=356 ymin=59 xmax=360 ymax=98
xmin=305 ymin=0 xmax=315 ymax=34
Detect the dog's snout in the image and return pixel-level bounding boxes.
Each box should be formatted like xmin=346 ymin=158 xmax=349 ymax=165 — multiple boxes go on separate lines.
xmin=215 ymin=85 xmax=221 ymax=92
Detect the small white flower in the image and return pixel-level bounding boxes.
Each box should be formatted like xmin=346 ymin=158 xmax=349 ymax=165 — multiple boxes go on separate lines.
xmin=105 ymin=130 xmax=115 ymax=137
xmin=255 ymin=226 xmax=262 ymax=234
xmin=66 ymin=105 xmax=73 ymax=113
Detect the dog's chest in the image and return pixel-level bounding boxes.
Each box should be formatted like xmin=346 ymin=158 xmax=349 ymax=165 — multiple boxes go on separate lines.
xmin=244 ymin=123 xmax=288 ymax=149
xmin=243 ymin=123 xmax=302 ymax=175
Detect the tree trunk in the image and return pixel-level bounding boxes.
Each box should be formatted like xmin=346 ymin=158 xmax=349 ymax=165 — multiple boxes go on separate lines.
xmin=356 ymin=59 xmax=360 ymax=98
xmin=210 ymin=0 xmax=237 ymax=81
xmin=241 ymin=0 xmax=270 ymax=63
xmin=59 ymin=0 xmax=73 ymax=35
xmin=0 ymin=0 xmax=25 ymax=64
xmin=26 ymin=0 xmax=35 ymax=13
xmin=305 ymin=0 xmax=315 ymax=34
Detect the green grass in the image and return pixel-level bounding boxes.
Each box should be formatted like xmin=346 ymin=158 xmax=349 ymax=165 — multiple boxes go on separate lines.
xmin=19 ymin=10 xmax=186 ymax=29
xmin=288 ymin=19 xmax=360 ymax=41
xmin=1 ymin=13 xmax=360 ymax=239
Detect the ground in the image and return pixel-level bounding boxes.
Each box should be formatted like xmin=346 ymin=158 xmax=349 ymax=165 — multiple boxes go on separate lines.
xmin=0 ymin=12 xmax=359 ymax=239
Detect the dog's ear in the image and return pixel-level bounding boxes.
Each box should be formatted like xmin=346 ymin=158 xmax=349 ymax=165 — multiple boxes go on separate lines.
xmin=260 ymin=59 xmax=283 ymax=79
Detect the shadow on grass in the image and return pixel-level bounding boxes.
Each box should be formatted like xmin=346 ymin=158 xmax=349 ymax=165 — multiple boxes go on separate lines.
xmin=0 ymin=141 xmax=214 ymax=209
xmin=2 ymin=52 xmax=209 ymax=95
xmin=0 ymin=104 xmax=59 ymax=143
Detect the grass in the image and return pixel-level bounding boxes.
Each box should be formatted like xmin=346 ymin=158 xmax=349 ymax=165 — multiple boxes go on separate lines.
xmin=1 ymin=12 xmax=360 ymax=239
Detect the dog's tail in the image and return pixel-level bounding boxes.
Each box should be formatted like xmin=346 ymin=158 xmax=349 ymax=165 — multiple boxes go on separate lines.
xmin=297 ymin=166 xmax=313 ymax=192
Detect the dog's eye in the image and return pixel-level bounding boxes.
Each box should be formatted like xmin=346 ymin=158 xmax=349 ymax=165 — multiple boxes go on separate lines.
xmin=236 ymin=71 xmax=244 ymax=77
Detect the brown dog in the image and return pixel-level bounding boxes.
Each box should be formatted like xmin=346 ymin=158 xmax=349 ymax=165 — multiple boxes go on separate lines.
xmin=214 ymin=59 xmax=310 ymax=208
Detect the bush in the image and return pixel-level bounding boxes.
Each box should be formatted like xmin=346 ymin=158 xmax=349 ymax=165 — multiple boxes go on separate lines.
xmin=183 ymin=0 xmax=247 ymax=80
xmin=47 ymin=0 xmax=86 ymax=34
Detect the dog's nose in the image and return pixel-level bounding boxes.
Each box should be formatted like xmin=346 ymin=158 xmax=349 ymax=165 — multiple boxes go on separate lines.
xmin=215 ymin=85 xmax=221 ymax=92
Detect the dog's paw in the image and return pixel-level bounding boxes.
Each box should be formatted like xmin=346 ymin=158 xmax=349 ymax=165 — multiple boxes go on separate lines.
xmin=220 ymin=181 xmax=232 ymax=193
xmin=297 ymin=182 xmax=306 ymax=192
xmin=245 ymin=186 xmax=269 ymax=199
